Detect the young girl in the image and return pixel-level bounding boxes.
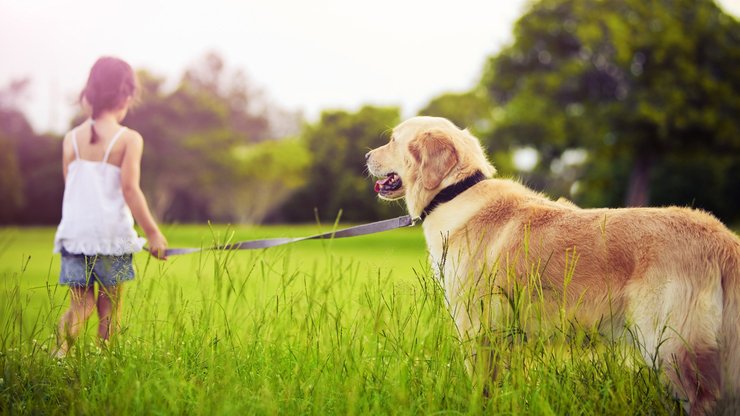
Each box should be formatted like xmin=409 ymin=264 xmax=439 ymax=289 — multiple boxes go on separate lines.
xmin=53 ymin=56 xmax=168 ymax=357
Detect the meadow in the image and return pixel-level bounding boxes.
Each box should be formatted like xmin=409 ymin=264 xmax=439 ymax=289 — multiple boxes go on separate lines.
xmin=0 ymin=224 xmax=683 ymax=415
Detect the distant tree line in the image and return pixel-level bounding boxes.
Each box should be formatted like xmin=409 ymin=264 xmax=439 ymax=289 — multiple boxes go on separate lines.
xmin=1 ymin=0 xmax=738 ymax=226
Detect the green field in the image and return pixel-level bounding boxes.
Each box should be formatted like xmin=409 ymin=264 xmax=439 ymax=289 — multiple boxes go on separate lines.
xmin=1 ymin=225 xmax=682 ymax=415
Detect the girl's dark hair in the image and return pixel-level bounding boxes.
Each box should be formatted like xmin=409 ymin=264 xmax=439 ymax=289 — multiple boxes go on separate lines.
xmin=79 ymin=57 xmax=138 ymax=144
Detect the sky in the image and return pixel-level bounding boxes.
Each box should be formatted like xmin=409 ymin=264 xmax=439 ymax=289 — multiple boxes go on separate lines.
xmin=1 ymin=0 xmax=739 ymax=134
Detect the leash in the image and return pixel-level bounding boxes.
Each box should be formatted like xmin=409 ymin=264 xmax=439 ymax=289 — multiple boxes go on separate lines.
xmin=155 ymin=171 xmax=486 ymax=257
xmin=159 ymin=215 xmax=417 ymax=256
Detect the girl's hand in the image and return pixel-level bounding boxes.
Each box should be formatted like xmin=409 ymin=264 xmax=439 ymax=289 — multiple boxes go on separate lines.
xmin=147 ymin=232 xmax=168 ymax=260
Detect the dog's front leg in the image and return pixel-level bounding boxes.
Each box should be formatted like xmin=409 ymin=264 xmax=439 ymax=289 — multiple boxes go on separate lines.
xmin=451 ymin=293 xmax=502 ymax=397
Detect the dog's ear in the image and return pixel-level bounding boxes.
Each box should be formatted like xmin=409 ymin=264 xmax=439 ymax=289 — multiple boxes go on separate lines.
xmin=409 ymin=131 xmax=458 ymax=190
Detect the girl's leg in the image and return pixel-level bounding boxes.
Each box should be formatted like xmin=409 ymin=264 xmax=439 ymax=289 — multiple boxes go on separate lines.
xmin=56 ymin=286 xmax=96 ymax=356
xmin=97 ymin=284 xmax=123 ymax=341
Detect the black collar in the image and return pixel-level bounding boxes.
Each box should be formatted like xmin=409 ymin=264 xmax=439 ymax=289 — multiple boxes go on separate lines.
xmin=419 ymin=171 xmax=486 ymax=221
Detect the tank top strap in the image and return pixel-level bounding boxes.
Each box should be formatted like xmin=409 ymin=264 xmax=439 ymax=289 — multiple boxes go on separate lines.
xmin=71 ymin=128 xmax=81 ymax=160
xmin=102 ymin=127 xmax=127 ymax=164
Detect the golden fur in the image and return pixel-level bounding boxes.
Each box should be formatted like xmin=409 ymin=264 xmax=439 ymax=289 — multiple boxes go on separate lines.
xmin=367 ymin=116 xmax=740 ymax=415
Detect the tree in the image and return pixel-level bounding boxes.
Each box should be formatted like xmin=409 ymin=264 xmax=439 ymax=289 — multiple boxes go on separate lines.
xmin=482 ymin=0 xmax=740 ymax=216
xmin=121 ymin=53 xmax=306 ymax=223
xmin=0 ymin=133 xmax=23 ymax=222
xmin=417 ymin=89 xmax=494 ymax=135
xmin=183 ymin=51 xmax=271 ymax=142
xmin=0 ymin=80 xmax=31 ymax=223
xmin=0 ymin=79 xmax=62 ymax=225
xmin=124 ymin=70 xmax=239 ymax=221
xmin=279 ymin=106 xmax=405 ymax=223
xmin=228 ymin=139 xmax=311 ymax=223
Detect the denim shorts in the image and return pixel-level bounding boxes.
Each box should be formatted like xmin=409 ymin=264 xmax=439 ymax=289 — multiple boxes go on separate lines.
xmin=59 ymin=248 xmax=135 ymax=287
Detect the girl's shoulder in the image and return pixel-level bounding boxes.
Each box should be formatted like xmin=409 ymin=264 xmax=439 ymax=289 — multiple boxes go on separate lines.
xmin=114 ymin=127 xmax=144 ymax=157
xmin=62 ymin=125 xmax=81 ymax=149
xmin=67 ymin=120 xmax=91 ymax=134
xmin=62 ymin=122 xmax=90 ymax=145
xmin=119 ymin=126 xmax=144 ymax=146
xmin=63 ymin=123 xmax=83 ymax=139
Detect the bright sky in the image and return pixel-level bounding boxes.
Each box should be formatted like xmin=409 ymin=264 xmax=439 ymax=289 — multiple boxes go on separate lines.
xmin=2 ymin=0 xmax=739 ymax=134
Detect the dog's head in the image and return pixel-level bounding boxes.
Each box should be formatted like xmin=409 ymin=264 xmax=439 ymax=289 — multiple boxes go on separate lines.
xmin=366 ymin=116 xmax=495 ymax=218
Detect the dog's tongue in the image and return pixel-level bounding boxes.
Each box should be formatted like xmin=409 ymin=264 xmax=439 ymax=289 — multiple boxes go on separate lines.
xmin=374 ymin=176 xmax=392 ymax=193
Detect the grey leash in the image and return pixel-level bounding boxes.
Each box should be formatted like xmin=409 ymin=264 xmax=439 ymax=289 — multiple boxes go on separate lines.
xmin=160 ymin=215 xmax=417 ymax=256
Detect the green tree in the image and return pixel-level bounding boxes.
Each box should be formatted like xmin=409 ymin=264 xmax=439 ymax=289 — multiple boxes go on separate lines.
xmin=482 ymin=0 xmax=740 ymax=217
xmin=182 ymin=51 xmax=272 ymax=142
xmin=122 ymin=54 xmax=305 ymax=223
xmin=417 ymin=90 xmax=494 ymax=135
xmin=0 ymin=133 xmax=23 ymax=222
xmin=229 ymin=139 xmax=311 ymax=223
xmin=0 ymin=80 xmax=62 ymax=225
xmin=280 ymin=106 xmax=405 ymax=223
xmin=124 ymin=70 xmax=240 ymax=221
xmin=0 ymin=81 xmax=30 ymax=223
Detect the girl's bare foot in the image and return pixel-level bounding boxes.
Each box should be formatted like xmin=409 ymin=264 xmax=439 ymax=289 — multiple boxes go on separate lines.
xmin=51 ymin=343 xmax=68 ymax=359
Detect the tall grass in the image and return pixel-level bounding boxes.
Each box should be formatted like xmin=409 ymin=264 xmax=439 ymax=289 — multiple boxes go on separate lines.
xmin=0 ymin=225 xmax=681 ymax=415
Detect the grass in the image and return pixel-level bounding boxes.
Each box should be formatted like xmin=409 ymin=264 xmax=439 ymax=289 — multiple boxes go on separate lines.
xmin=0 ymin=224 xmax=682 ymax=415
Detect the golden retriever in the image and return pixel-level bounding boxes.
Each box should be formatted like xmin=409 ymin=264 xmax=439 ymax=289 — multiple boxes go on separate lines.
xmin=366 ymin=116 xmax=740 ymax=415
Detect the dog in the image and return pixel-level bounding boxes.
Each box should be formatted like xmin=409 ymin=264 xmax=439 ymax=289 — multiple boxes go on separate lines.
xmin=366 ymin=116 xmax=740 ymax=415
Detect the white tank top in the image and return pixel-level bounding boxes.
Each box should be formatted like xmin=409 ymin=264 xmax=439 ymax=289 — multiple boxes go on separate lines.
xmin=53 ymin=127 xmax=146 ymax=255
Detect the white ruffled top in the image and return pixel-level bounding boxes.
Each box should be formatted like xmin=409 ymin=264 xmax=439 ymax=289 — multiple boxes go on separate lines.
xmin=53 ymin=126 xmax=146 ymax=256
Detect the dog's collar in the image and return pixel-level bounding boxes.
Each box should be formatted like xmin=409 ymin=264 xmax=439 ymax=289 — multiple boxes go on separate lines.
xmin=418 ymin=170 xmax=486 ymax=221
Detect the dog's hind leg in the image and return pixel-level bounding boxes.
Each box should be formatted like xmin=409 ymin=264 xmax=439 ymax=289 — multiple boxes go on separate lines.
xmin=627 ymin=272 xmax=723 ymax=415
xmin=630 ymin=320 xmax=721 ymax=415
xmin=676 ymin=345 xmax=721 ymax=416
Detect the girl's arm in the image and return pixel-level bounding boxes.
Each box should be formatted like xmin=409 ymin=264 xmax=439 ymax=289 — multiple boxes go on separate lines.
xmin=120 ymin=132 xmax=168 ymax=259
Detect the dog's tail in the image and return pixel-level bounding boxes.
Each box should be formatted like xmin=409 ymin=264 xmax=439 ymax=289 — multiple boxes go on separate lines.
xmin=721 ymin=236 xmax=740 ymax=400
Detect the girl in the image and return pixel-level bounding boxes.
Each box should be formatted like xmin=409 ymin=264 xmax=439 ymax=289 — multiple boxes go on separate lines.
xmin=53 ymin=56 xmax=167 ymax=357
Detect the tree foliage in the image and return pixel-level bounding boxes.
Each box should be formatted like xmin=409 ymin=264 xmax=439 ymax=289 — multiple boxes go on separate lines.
xmin=0 ymin=133 xmax=23 ymax=222
xmin=482 ymin=0 xmax=740 ymax=219
xmin=123 ymin=56 xmax=307 ymax=223
xmin=279 ymin=106 xmax=406 ymax=223
xmin=0 ymin=81 xmax=63 ymax=225
xmin=417 ymin=90 xmax=494 ymax=136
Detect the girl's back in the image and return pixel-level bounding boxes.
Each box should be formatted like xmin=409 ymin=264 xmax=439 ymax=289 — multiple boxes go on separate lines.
xmin=68 ymin=121 xmax=131 ymax=167
xmin=55 ymin=120 xmax=145 ymax=256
